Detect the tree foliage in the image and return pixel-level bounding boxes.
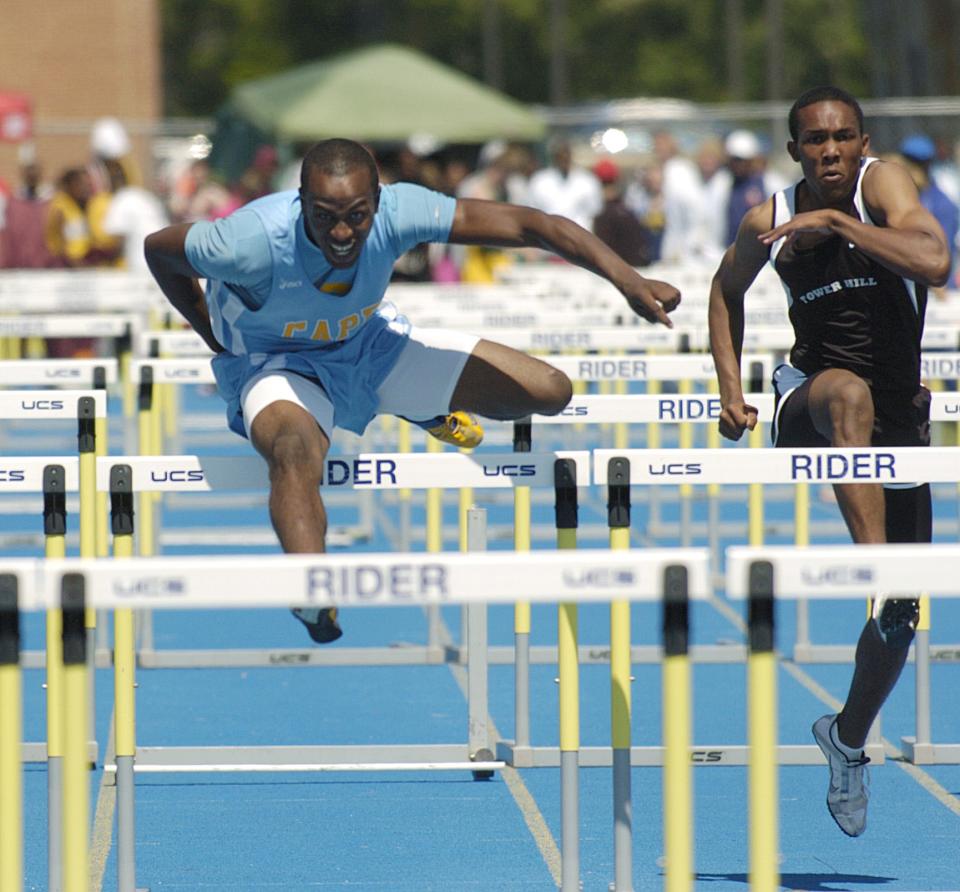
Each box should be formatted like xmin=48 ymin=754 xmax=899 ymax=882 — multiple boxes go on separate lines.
xmin=161 ymin=0 xmax=873 ymax=116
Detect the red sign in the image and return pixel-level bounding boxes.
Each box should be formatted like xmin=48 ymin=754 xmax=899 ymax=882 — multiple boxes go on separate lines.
xmin=0 ymin=92 xmax=33 ymax=142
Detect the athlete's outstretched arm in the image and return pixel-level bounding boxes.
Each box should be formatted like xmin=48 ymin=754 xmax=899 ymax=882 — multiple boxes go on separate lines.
xmin=759 ymin=161 xmax=950 ymax=287
xmin=144 ymin=223 xmax=224 ymax=353
xmin=448 ymin=198 xmax=681 ymax=327
xmin=709 ymin=202 xmax=772 ymax=441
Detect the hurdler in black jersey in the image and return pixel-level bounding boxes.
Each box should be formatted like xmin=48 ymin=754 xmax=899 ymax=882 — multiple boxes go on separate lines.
xmin=708 ymin=86 xmax=950 ymax=839
xmin=770 ymin=157 xmax=927 ymax=395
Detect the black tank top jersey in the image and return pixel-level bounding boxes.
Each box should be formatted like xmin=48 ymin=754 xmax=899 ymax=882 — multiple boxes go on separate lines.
xmin=769 ymin=157 xmax=927 ymax=393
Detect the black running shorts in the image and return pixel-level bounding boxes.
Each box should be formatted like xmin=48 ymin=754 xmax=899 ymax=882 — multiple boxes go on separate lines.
xmin=772 ymin=367 xmax=931 ymax=449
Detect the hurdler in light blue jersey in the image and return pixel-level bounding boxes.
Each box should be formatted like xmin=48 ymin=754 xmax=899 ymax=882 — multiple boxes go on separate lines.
xmin=184 ymin=183 xmax=456 ymax=436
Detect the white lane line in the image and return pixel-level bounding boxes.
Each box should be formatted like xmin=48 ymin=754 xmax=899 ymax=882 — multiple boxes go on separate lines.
xmin=437 ymin=612 xmax=563 ymax=888
xmin=90 ymin=712 xmax=117 ymax=891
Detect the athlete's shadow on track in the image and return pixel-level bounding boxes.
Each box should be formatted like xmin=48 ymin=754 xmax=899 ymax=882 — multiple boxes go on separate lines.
xmin=695 ymin=873 xmax=897 ymax=890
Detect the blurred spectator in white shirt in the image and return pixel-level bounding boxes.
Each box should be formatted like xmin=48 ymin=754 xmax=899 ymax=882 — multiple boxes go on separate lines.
xmin=527 ymin=138 xmax=602 ymax=231
xmin=103 ymin=165 xmax=170 ymax=272
xmin=652 ymin=130 xmax=703 ymax=263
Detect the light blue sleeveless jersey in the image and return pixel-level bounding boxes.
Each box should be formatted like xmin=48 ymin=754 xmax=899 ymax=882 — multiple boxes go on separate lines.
xmin=185 ymin=183 xmax=456 ymax=435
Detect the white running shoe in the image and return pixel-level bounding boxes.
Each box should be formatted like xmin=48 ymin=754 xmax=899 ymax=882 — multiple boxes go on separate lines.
xmin=812 ymin=713 xmax=870 ymax=837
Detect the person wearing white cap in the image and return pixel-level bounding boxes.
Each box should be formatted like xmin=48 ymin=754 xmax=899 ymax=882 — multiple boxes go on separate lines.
xmin=88 ymin=116 xmax=138 ymax=194
xmin=723 ymin=129 xmax=768 ymax=245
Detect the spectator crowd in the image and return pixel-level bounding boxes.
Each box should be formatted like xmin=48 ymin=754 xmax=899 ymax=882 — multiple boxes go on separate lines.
xmin=3 ymin=116 xmax=960 ymax=295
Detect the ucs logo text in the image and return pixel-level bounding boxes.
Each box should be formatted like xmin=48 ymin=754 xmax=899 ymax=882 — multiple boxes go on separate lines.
xmin=483 ymin=464 xmax=536 ymax=477
xmin=20 ymin=400 xmax=65 ymax=410
xmin=150 ymin=470 xmax=204 ymax=483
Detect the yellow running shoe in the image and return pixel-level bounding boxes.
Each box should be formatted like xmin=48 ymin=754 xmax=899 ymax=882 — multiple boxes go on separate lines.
xmin=425 ymin=411 xmax=484 ymax=448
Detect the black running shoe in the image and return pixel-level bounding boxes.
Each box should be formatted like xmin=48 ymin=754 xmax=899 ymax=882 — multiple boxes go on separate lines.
xmin=291 ymin=607 xmax=343 ymax=644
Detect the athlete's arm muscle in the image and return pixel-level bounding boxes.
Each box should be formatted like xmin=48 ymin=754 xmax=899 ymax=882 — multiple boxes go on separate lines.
xmin=759 ymin=161 xmax=950 ymax=287
xmin=448 ymin=198 xmax=681 ymax=327
xmin=857 ymin=160 xmax=951 ymax=285
xmin=708 ymin=200 xmax=772 ymax=440
xmin=144 ymin=223 xmax=224 ymax=353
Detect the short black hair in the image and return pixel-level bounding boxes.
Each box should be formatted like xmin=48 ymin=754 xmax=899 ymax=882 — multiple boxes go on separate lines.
xmin=788 ymin=86 xmax=864 ymax=141
xmin=300 ymin=138 xmax=379 ymax=193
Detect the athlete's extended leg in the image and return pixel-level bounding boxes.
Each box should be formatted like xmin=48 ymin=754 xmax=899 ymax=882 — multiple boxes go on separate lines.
xmin=805 ymin=369 xmax=885 ymax=543
xmin=249 ymin=398 xmax=342 ymax=643
xmin=803 ymin=370 xmax=890 ymax=835
xmin=250 ymin=400 xmax=330 ymax=553
xmin=835 ymin=484 xmax=931 ymax=748
xmin=449 ymin=339 xmax=573 ymax=418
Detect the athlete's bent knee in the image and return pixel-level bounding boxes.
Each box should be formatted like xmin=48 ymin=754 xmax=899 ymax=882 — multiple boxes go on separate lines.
xmin=533 ymin=367 xmax=573 ymax=415
xmin=826 ymin=377 xmax=874 ymax=441
xmin=267 ymin=430 xmax=324 ymax=485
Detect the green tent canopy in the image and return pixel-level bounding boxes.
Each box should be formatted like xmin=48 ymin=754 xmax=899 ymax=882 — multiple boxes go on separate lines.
xmin=226 ymin=43 xmax=545 ymax=145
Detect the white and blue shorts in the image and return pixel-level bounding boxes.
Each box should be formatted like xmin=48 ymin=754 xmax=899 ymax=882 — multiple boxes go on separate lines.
xmin=240 ymin=325 xmax=480 ymax=440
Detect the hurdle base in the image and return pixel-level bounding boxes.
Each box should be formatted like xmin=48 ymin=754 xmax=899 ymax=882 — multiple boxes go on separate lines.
xmin=900 ymin=736 xmax=960 ymax=765
xmin=22 ymin=740 xmax=99 ymax=765
xmin=134 ymin=642 xmax=750 ymax=670
xmin=137 ymin=644 xmax=448 ymax=668
xmin=793 ymin=642 xmax=960 ymax=664
xmin=21 ymin=647 xmax=113 ymax=669
xmin=498 ymin=741 xmax=885 ymax=767
xmin=117 ymin=744 xmax=505 ymax=774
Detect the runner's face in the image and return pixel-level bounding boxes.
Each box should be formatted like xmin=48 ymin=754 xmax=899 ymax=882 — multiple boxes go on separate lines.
xmin=301 ymin=167 xmax=377 ymax=268
xmin=789 ymin=100 xmax=870 ymax=206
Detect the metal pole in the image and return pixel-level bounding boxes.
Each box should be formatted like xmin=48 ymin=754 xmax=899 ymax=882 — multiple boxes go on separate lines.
xmin=748 ymin=561 xmax=779 ymax=892
xmin=915 ymin=598 xmax=932 ymax=747
xmin=726 ymin=0 xmax=746 ymax=100
xmin=44 ymin=466 xmax=67 ymax=892
xmin=549 ymin=0 xmax=569 ymax=106
xmin=663 ymin=566 xmax=692 ymax=892
xmin=466 ymin=508 xmax=491 ymax=772
xmin=111 ymin=465 xmax=138 ymax=892
xmin=78 ymin=397 xmax=98 ymax=760
xmin=482 ymin=0 xmax=504 ymax=90
xmin=555 ymin=459 xmax=580 ymax=892
xmin=608 ymin=457 xmax=633 ymax=892
xmin=425 ymin=437 xmax=443 ymax=652
xmin=513 ymin=419 xmax=532 ymax=749
xmin=61 ymin=575 xmax=89 ymax=892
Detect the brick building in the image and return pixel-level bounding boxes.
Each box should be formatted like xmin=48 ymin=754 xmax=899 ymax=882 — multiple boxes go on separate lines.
xmin=0 ymin=0 xmax=161 ymax=190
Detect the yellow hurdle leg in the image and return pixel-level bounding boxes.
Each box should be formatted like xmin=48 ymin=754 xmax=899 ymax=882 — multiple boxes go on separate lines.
xmin=61 ymin=576 xmax=89 ymax=892
xmin=748 ymin=567 xmax=779 ymax=892
xmin=0 ymin=575 xmax=23 ymax=892
xmin=663 ymin=566 xmax=692 ymax=892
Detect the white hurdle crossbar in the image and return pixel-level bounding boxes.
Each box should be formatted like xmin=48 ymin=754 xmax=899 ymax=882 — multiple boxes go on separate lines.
xmin=531 ymin=391 xmax=960 ymax=425
xmin=0 ymin=358 xmax=118 ymax=388
xmin=30 ymin=547 xmax=709 ymax=892
xmin=593 ymin=445 xmax=960 ymax=485
xmin=40 ymin=549 xmax=710 ymax=613
xmin=98 ymin=451 xmax=591 ymax=669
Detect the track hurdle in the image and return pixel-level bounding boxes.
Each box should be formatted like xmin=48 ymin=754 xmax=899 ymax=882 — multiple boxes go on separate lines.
xmin=102 ymin=449 xmax=590 ymax=672
xmin=32 ymin=546 xmax=710 ymax=892
xmin=597 ymin=444 xmax=960 ymax=767
xmin=0 ymin=388 xmax=105 ymax=684
xmin=726 ymin=542 xmax=960 ymax=892
xmin=0 ymin=391 xmax=105 ymax=890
